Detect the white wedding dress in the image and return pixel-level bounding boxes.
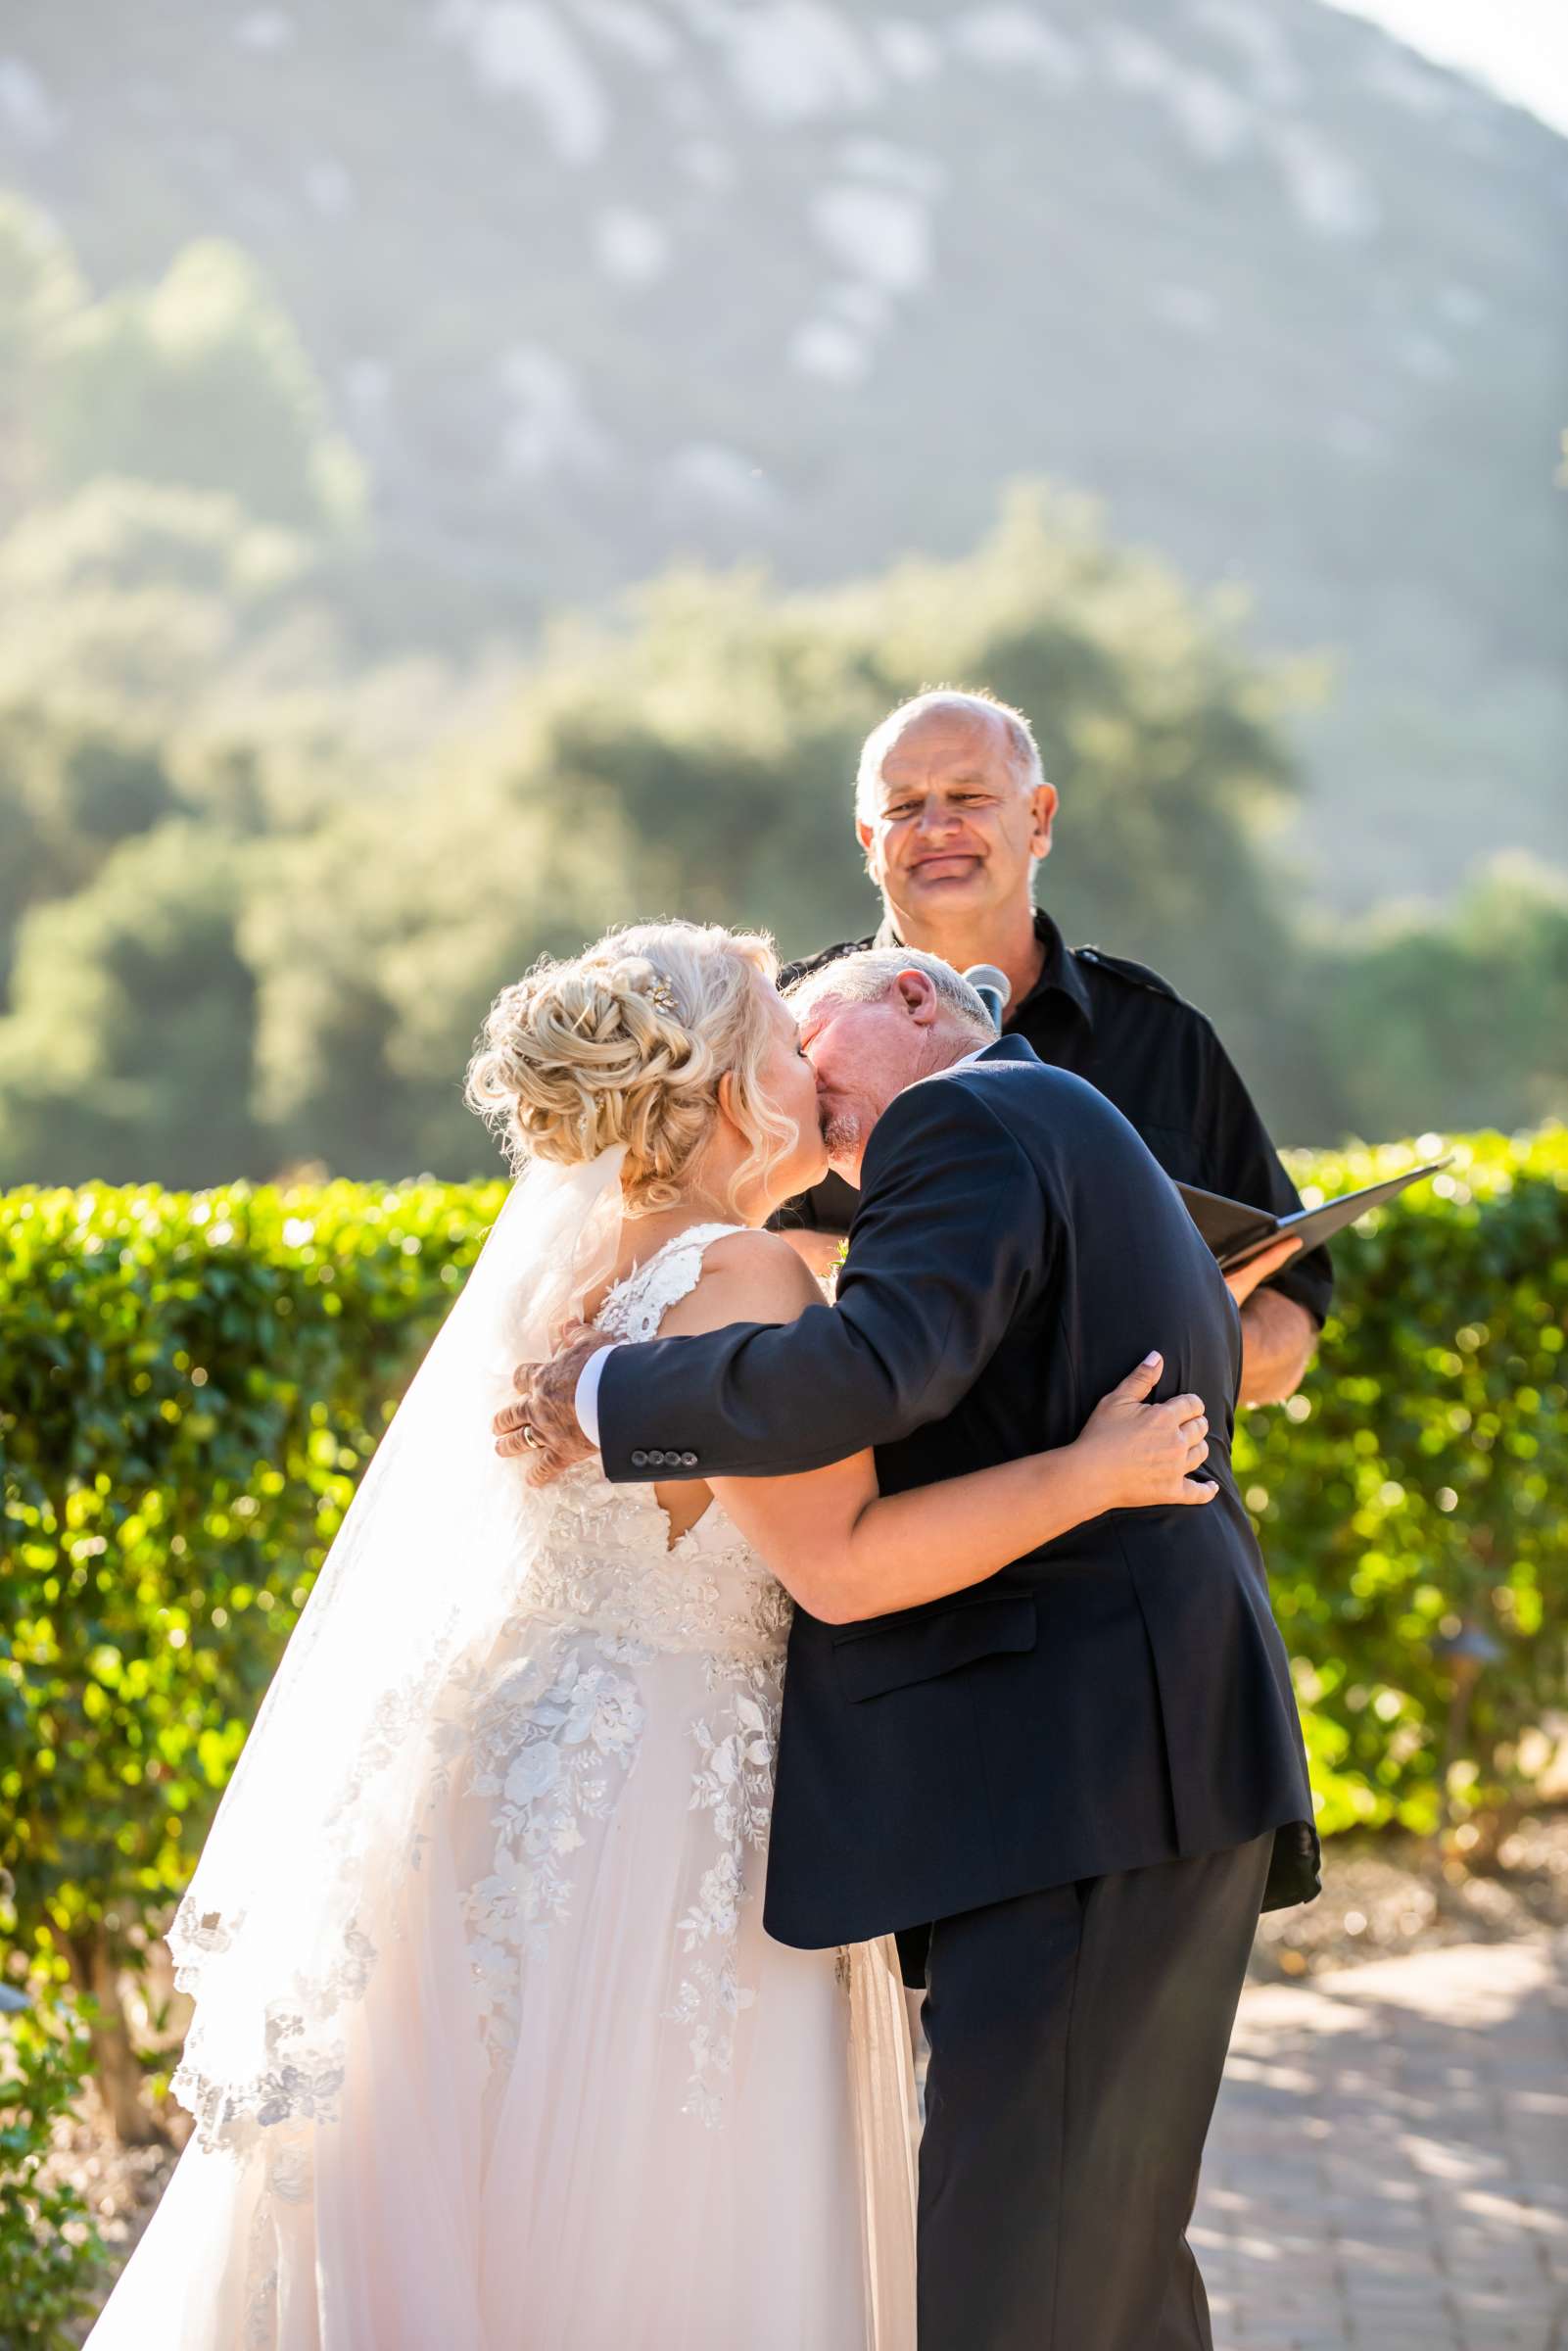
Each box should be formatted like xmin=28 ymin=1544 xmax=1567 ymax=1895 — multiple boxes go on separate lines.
xmin=89 ymin=1223 xmax=918 ymax=2351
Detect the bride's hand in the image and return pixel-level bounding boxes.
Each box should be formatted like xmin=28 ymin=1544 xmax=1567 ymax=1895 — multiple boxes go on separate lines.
xmin=1073 ymin=1352 xmax=1215 ymax=1511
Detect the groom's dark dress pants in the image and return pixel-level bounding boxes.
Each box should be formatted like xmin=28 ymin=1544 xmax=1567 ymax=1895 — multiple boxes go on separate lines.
xmin=917 ymin=1834 xmax=1272 ymax=2351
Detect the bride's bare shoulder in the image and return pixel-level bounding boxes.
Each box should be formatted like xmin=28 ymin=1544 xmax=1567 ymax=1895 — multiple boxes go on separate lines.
xmin=659 ymin=1227 xmax=826 ymax=1337
xmin=702 ymin=1226 xmax=826 ymax=1302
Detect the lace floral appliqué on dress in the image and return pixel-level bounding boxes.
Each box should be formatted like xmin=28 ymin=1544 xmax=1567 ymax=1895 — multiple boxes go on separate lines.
xmin=451 ymin=1223 xmax=793 ymax=2124
xmin=673 ymin=1664 xmax=782 ymax=2123
xmin=458 ymin=1645 xmax=649 ymax=2062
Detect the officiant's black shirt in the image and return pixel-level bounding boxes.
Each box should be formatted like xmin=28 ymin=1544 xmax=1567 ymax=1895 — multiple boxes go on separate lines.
xmin=776 ymin=910 xmax=1333 ymax=1328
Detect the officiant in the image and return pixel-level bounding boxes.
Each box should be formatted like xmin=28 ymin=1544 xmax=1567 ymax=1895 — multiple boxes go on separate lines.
xmin=775 ymin=689 xmax=1331 ymax=1405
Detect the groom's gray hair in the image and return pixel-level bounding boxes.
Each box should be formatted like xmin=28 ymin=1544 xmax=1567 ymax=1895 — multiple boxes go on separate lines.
xmin=785 ymin=946 xmax=994 ymax=1040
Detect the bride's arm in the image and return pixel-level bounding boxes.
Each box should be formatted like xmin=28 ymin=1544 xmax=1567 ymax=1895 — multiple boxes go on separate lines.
xmin=657 ymin=1231 xmax=1215 ymax=1626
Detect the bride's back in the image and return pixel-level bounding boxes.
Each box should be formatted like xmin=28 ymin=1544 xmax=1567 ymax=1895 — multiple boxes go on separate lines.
xmin=514 ymin=1220 xmax=801 ymax=1664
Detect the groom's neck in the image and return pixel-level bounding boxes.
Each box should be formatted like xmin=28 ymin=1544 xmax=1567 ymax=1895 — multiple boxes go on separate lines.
xmin=914 ymin=1022 xmax=987 ymax=1082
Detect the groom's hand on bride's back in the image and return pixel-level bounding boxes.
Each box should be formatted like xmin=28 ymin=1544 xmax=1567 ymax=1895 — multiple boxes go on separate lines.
xmin=494 ymin=1321 xmax=609 ymax=1483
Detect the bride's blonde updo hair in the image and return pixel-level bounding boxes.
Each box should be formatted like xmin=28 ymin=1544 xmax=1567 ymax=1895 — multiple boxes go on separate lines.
xmin=465 ymin=919 xmax=793 ymax=1214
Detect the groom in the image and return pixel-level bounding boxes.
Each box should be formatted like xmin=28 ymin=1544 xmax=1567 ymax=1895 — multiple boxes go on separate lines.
xmin=499 ymin=949 xmax=1316 ymax=2350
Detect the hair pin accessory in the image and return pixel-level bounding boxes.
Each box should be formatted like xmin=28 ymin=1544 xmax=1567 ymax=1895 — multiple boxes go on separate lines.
xmin=645 ymin=974 xmax=679 ymax=1017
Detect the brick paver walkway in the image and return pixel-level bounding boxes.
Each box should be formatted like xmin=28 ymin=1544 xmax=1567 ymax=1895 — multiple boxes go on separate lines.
xmin=1196 ymin=1934 xmax=1568 ymax=2350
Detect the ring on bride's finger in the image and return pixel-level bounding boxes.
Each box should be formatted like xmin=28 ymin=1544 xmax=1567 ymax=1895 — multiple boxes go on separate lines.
xmin=521 ymin=1422 xmax=543 ymax=1451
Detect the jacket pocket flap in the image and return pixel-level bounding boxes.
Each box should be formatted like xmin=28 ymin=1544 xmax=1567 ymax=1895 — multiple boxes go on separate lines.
xmin=832 ymin=1594 xmax=1037 ymax=1703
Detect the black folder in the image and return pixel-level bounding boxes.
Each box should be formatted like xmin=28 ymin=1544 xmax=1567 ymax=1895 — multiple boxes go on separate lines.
xmin=1176 ymin=1158 xmax=1450 ymax=1273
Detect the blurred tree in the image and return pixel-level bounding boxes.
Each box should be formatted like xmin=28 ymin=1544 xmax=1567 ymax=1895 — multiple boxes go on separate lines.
xmin=44 ymin=238 xmax=365 ymax=535
xmin=1309 ymin=856 xmax=1568 ymax=1139
xmin=0 ymin=825 xmax=260 ymax=1184
xmin=0 ymin=481 xmax=319 ymax=737
xmin=0 ymin=476 xmax=309 ymax=615
xmin=0 ymin=482 xmax=322 ymax=1015
xmin=0 ymin=706 xmax=174 ymax=1001
xmin=240 ymin=758 xmax=641 ymax=1176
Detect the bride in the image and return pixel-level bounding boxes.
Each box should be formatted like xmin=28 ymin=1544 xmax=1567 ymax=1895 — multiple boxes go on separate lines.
xmin=88 ymin=919 xmax=1213 ymax=2351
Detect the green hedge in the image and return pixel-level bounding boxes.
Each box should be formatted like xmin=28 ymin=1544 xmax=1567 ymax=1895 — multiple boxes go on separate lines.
xmin=2 ymin=1133 xmax=1565 ymax=2126
xmin=0 ymin=1986 xmax=103 ymax=2343
xmin=0 ymin=1177 xmax=504 ymax=2133
xmin=1239 ymin=1127 xmax=1567 ymax=1837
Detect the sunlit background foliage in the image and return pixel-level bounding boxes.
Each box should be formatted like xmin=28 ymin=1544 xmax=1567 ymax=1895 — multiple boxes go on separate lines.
xmin=0 ymin=183 xmax=1563 ymax=1186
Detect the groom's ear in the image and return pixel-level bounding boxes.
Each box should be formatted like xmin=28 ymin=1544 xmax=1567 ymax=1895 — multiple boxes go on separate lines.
xmin=894 ymin=969 xmax=939 ymax=1026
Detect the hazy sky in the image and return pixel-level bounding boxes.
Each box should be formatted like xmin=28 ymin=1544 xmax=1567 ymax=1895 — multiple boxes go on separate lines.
xmin=1319 ymin=0 xmax=1568 ymax=137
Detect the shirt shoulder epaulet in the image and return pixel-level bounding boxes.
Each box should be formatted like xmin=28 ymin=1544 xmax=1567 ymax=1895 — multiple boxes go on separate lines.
xmin=1074 ymin=945 xmax=1186 ymax=1006
xmin=779 ymin=934 xmax=876 ymax=989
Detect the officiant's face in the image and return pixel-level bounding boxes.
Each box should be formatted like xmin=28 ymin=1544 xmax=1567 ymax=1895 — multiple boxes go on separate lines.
xmin=858 ymin=707 xmax=1056 ymax=928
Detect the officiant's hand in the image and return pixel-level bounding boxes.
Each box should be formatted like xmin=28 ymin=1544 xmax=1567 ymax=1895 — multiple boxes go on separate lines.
xmin=1222 ymin=1234 xmax=1302 ymax=1308
xmin=494 ymin=1321 xmax=609 ymax=1483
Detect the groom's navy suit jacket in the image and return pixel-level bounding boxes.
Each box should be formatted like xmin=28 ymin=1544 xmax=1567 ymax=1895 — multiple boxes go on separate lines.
xmin=596 ymin=1036 xmax=1314 ymax=1950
